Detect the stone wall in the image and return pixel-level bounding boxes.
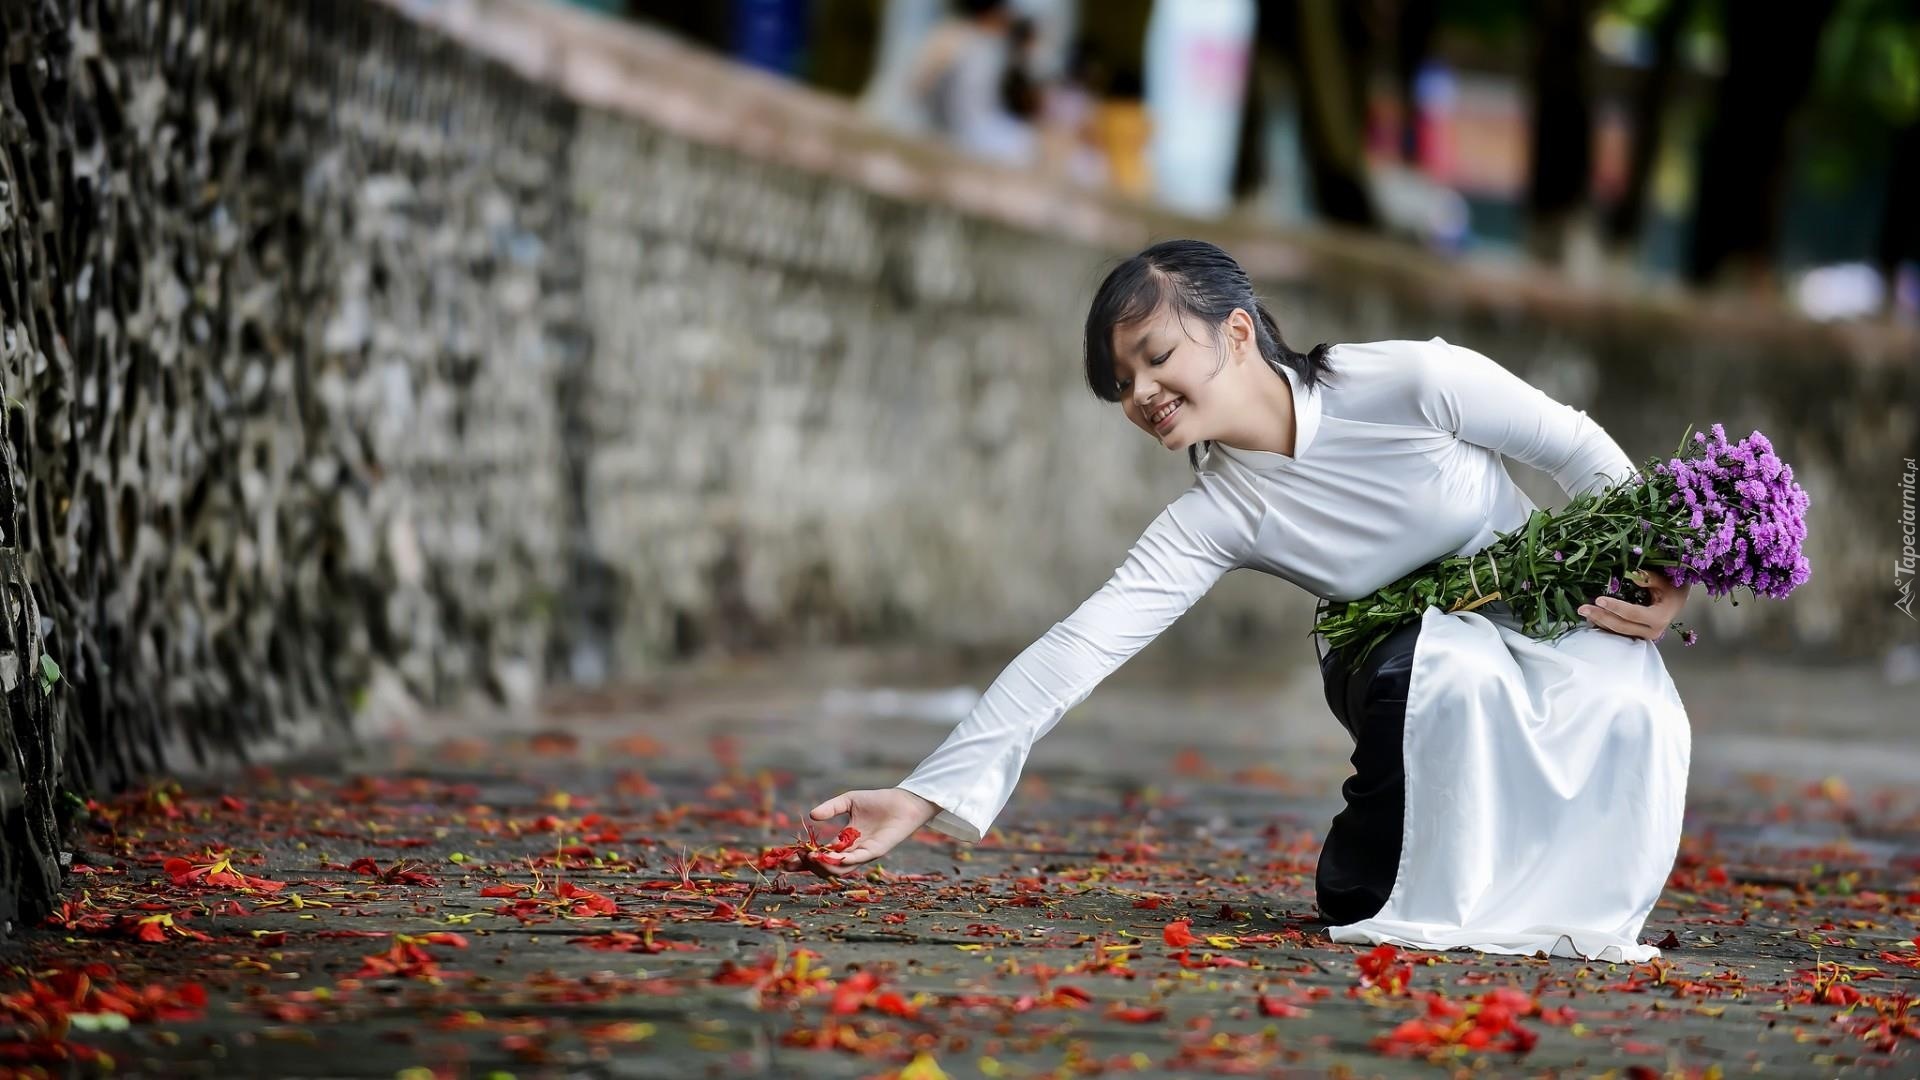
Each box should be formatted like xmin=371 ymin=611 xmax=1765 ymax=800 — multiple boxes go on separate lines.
xmin=0 ymin=0 xmax=573 ymax=927
xmin=0 ymin=0 xmax=1912 ymax=927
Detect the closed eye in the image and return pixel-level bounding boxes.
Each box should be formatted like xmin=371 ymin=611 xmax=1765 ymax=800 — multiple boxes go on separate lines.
xmin=1116 ymin=352 xmax=1171 ymax=393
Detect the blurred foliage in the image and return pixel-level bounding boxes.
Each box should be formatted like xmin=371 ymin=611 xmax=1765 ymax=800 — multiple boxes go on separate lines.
xmin=1814 ymin=0 xmax=1920 ymax=126
xmin=1438 ymin=0 xmax=1531 ymax=41
xmin=1799 ymin=0 xmax=1919 ymax=196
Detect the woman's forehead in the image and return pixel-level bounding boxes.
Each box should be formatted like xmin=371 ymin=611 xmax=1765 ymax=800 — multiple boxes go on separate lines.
xmin=1111 ymin=304 xmax=1196 ymax=362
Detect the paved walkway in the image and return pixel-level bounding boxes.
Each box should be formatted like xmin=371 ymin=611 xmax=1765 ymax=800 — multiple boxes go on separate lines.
xmin=2 ymin=647 xmax=1916 ymax=1077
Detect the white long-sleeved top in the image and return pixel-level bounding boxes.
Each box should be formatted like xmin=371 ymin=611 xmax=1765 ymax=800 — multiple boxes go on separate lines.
xmin=897 ymin=336 xmax=1641 ymax=842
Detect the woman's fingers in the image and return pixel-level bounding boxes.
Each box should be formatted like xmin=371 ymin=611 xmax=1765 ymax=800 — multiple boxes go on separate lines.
xmin=786 ymin=790 xmax=920 ymax=878
xmin=1579 ymin=596 xmax=1651 ymax=639
xmin=803 ymin=840 xmax=890 ymax=878
xmin=810 ymin=793 xmax=854 ymax=821
xmin=827 ymin=845 xmax=878 ymax=866
xmin=1604 ymin=595 xmax=1652 ymax=626
xmin=817 ymin=849 xmax=873 ymax=878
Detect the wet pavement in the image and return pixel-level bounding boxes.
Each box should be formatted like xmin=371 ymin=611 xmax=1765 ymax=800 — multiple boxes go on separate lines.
xmin=2 ymin=645 xmax=1916 ymax=1077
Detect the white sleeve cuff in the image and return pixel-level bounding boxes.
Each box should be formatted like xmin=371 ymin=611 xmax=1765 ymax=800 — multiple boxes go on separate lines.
xmin=896 ymin=778 xmax=988 ymax=843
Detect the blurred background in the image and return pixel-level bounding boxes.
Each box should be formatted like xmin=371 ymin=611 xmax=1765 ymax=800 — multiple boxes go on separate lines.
xmin=587 ymin=0 xmax=1920 ymax=319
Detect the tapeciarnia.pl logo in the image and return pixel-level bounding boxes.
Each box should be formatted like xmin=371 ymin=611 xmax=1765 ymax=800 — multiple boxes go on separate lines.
xmin=1899 ymin=457 xmax=1917 ymax=620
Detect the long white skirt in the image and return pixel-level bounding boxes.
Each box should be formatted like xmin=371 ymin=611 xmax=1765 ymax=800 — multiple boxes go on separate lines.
xmin=1326 ymin=604 xmax=1692 ymax=963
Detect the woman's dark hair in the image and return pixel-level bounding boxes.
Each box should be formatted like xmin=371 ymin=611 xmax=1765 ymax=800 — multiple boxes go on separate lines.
xmin=1084 ymin=238 xmax=1337 ymax=470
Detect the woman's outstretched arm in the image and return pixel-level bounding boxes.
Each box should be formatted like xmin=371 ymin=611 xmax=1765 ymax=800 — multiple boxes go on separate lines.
xmin=796 ymin=471 xmax=1259 ymax=876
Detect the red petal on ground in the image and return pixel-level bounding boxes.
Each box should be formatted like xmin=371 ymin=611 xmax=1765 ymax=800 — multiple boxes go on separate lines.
xmin=556 ymin=881 xmax=618 ymax=917
xmin=1357 ymin=944 xmax=1413 ymax=994
xmin=1052 ymin=985 xmax=1094 ymax=1005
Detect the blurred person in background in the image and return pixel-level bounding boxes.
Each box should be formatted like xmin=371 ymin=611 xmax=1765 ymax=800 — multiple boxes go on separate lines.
xmin=890 ymin=0 xmax=1037 ymax=167
xmin=1091 ymin=67 xmax=1153 ymax=200
xmin=1000 ymin=16 xmax=1044 ymax=123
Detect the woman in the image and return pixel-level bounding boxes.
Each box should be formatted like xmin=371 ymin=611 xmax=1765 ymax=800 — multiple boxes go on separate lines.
xmin=789 ymin=240 xmax=1693 ymax=963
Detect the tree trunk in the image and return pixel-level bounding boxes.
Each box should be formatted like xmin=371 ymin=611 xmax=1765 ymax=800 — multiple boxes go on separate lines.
xmin=1261 ymin=0 xmax=1380 ymax=228
xmin=1684 ymin=0 xmax=1838 ymax=289
xmin=1603 ymin=0 xmax=1697 ymax=254
xmin=1875 ymin=116 xmax=1920 ymax=312
xmin=1524 ymin=0 xmax=1596 ymax=266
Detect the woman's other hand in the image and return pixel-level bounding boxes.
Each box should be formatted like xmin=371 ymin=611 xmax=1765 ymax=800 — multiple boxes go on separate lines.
xmin=781 ymin=788 xmax=940 ymax=879
xmin=1578 ymin=568 xmax=1691 ymax=641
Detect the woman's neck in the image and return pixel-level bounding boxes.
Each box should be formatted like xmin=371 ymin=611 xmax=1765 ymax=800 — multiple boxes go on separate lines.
xmin=1216 ymin=361 xmax=1298 ymax=457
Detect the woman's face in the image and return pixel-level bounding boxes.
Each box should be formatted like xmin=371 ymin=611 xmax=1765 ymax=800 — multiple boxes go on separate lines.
xmin=1111 ymin=304 xmax=1257 ymax=453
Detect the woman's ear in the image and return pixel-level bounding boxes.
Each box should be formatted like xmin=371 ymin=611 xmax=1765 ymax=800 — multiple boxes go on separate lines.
xmin=1226 ymin=307 xmax=1258 ymax=360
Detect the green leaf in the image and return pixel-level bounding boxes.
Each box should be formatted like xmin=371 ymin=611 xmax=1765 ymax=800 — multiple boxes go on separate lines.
xmin=39 ymin=653 xmax=61 ymax=695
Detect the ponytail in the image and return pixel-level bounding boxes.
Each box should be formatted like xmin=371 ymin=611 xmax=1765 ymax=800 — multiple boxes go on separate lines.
xmin=1253 ymin=298 xmax=1336 ymax=385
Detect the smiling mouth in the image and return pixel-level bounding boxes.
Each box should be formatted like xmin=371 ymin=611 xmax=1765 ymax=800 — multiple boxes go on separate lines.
xmin=1151 ymin=398 xmax=1183 ymax=431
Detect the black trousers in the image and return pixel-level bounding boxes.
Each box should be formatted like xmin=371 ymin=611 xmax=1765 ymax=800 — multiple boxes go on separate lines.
xmin=1312 ymin=613 xmax=1423 ymax=925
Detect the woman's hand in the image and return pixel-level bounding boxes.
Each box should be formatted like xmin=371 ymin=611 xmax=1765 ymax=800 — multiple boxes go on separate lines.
xmin=1578 ymin=568 xmax=1691 ymax=642
xmin=781 ymin=788 xmax=941 ymax=879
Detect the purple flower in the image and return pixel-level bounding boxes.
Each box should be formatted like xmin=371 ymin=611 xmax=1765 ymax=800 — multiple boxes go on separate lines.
xmin=1648 ymin=425 xmax=1810 ymax=602
xmin=1551 ymin=550 xmax=1564 ymax=562
xmin=1681 ymin=629 xmax=1697 ymax=646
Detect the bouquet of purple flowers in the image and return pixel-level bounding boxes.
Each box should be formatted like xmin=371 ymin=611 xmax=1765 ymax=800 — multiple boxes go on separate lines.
xmin=1314 ymin=424 xmax=1812 ymax=674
